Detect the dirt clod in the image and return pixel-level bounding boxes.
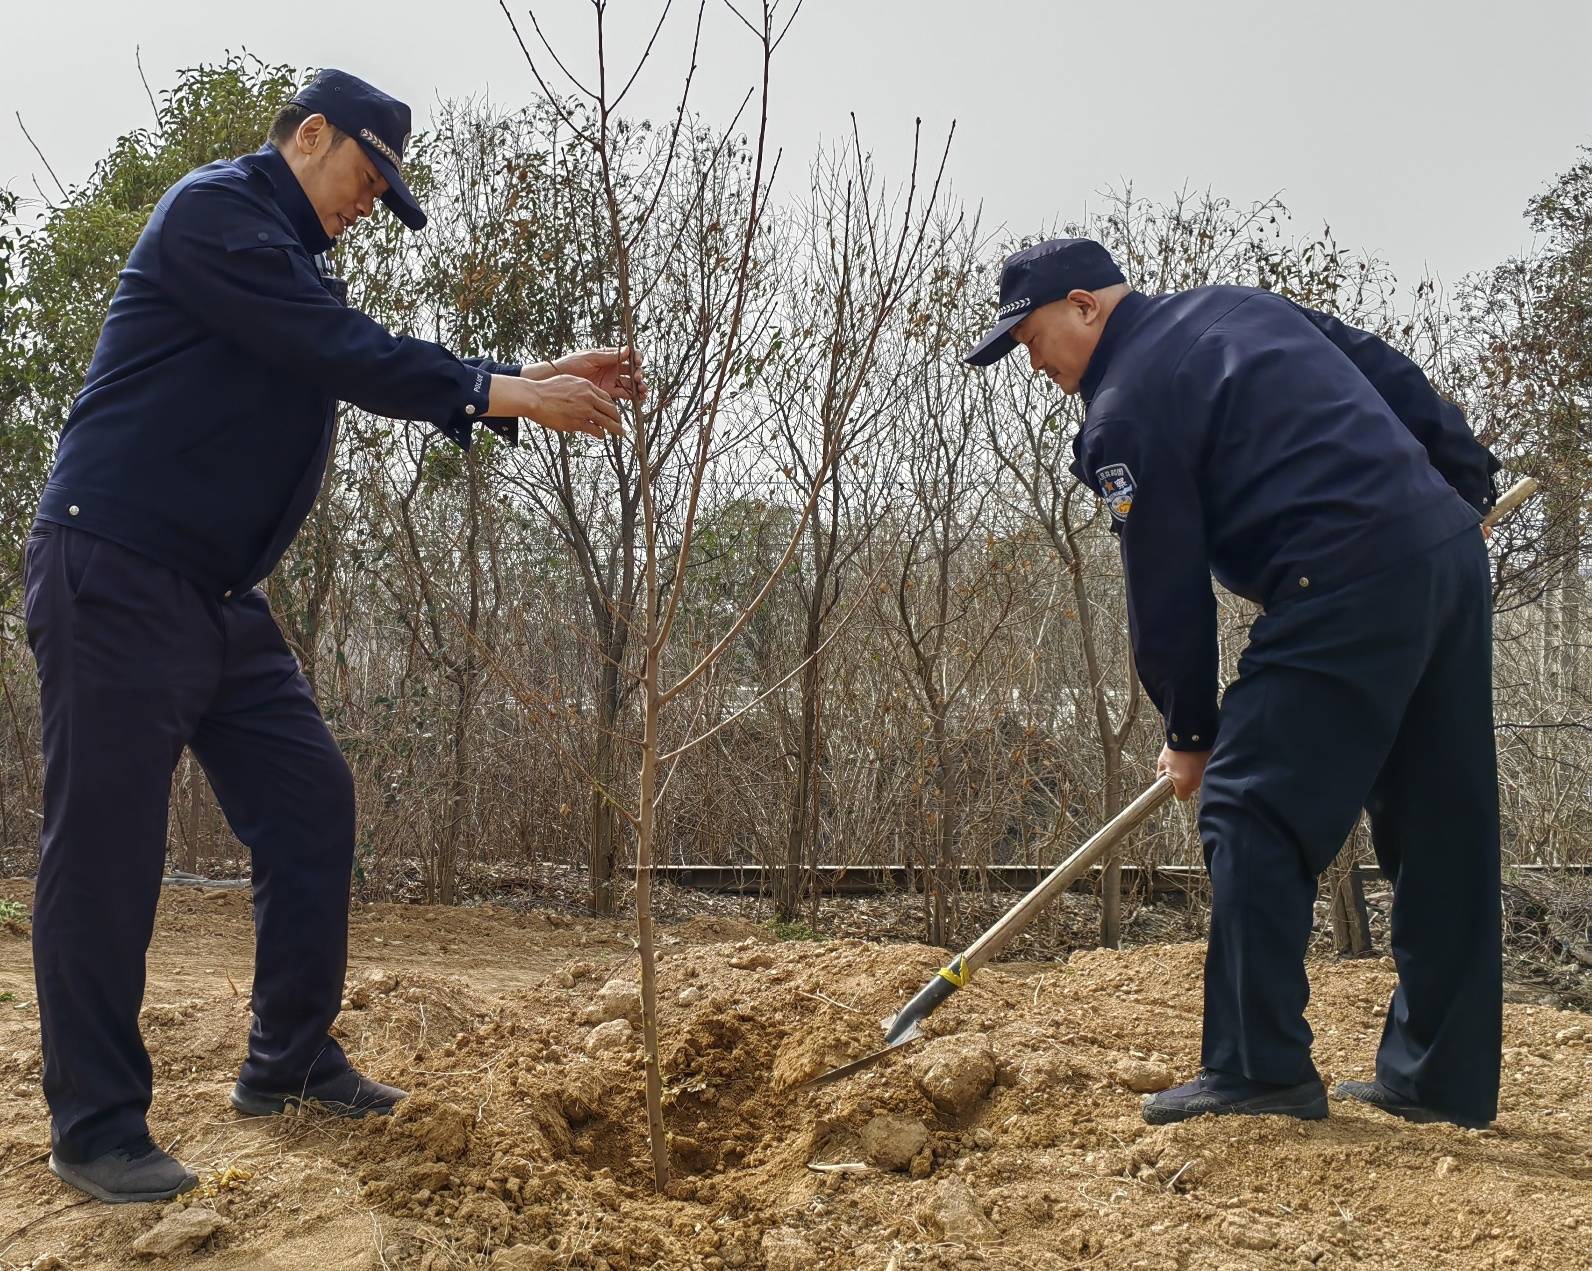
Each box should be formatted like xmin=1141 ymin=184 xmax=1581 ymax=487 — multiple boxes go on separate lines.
xmin=911 ymin=1032 xmax=996 ymax=1114
xmin=581 ymin=979 xmax=642 ymax=1026
xmin=585 ymin=1018 xmax=634 ymax=1053
xmin=1114 ymin=1056 xmax=1174 ymax=1092
xmin=1221 ymin=1214 xmax=1278 ymax=1251
xmin=391 ymin=1091 xmax=472 ymax=1161
xmin=860 ymin=1113 xmax=929 ymax=1170
xmin=345 ymin=968 xmax=399 ymax=1008
xmin=130 ymin=1208 xmax=226 ymax=1259
xmin=918 ymin=1174 xmax=997 ymax=1242
xmin=759 ymin=1228 xmax=813 ymax=1271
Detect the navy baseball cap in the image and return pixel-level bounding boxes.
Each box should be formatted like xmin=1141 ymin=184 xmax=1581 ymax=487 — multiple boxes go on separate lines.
xmin=963 ymin=238 xmax=1126 ymax=366
xmin=291 ymin=69 xmax=426 ymax=230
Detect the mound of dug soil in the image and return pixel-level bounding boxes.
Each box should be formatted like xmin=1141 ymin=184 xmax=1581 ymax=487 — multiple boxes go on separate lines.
xmin=0 ymin=887 xmax=1588 ymax=1269
xmin=332 ymin=938 xmax=1591 ymax=1269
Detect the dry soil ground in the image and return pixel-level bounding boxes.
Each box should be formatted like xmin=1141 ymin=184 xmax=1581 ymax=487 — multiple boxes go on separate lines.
xmin=0 ymin=879 xmax=1587 ymax=1270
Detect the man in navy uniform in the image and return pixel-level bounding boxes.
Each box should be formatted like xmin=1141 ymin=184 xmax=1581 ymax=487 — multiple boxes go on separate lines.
xmin=965 ymin=238 xmax=1502 ymax=1131
xmin=25 ymin=69 xmax=646 ymax=1203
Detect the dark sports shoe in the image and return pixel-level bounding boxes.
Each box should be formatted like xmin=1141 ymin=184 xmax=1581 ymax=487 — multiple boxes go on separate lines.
xmin=230 ymin=1067 xmax=406 ymax=1119
xmin=49 ymin=1135 xmax=198 ymax=1204
xmin=1142 ymin=1068 xmax=1328 ymax=1125
xmin=1332 ymin=1079 xmax=1490 ymax=1130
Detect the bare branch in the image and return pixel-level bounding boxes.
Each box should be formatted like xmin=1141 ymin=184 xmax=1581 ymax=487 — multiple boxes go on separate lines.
xmin=659 ymin=542 xmax=891 ymax=761
xmin=719 ymin=0 xmax=761 ymax=40
xmin=496 ymin=1 xmax=600 ymax=146
xmin=613 ymin=0 xmax=680 ymax=110
xmin=135 ymin=47 xmax=161 ymax=128
xmin=527 ymin=5 xmax=598 ymax=98
xmin=15 ymin=113 xmax=67 ymax=201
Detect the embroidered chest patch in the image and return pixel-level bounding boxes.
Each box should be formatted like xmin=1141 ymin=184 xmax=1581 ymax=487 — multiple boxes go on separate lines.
xmin=1096 ymin=462 xmax=1136 ymax=521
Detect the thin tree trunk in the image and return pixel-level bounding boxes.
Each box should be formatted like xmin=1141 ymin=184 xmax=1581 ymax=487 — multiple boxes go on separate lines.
xmin=805 ymin=679 xmax=824 ymax=931
xmin=1099 ymin=747 xmax=1123 ymax=948
xmin=1326 ymin=821 xmax=1375 ymax=957
xmin=179 ymin=751 xmax=203 ymax=874
xmin=780 ymin=635 xmax=821 ymax=921
xmin=434 ymin=674 xmax=475 ymax=906
xmin=635 ymin=643 xmax=669 ymax=1191
xmin=931 ymin=709 xmax=954 ymax=948
xmin=433 ymin=449 xmax=485 ymax=907
xmin=1326 ymin=867 xmax=1375 ymax=957
xmin=589 ymin=659 xmax=622 ymax=917
xmin=1070 ymin=554 xmax=1126 ymax=947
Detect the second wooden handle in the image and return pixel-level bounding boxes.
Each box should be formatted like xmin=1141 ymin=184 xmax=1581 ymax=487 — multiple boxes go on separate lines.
xmin=1484 ymin=476 xmax=1538 ymax=530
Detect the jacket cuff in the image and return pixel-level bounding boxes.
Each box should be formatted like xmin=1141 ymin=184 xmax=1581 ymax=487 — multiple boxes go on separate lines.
xmin=1469 ymin=452 xmax=1504 ymax=516
xmin=437 ymin=364 xmax=496 ymax=450
xmin=483 ymin=418 xmax=520 ymax=445
xmin=1165 ymin=717 xmax=1217 ymax=752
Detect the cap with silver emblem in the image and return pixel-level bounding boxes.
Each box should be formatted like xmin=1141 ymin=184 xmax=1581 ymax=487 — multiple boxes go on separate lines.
xmin=289 ymin=68 xmax=426 ymax=231
xmin=962 ymin=238 xmax=1126 ymax=367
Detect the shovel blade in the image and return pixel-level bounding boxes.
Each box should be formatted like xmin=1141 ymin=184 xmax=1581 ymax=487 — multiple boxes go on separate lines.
xmin=794 ymin=1021 xmax=924 ymax=1090
xmin=794 ymin=961 xmax=967 ymax=1092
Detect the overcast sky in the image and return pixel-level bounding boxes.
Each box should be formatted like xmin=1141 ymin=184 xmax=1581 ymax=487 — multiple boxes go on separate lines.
xmin=4 ymin=1 xmax=1589 ymax=290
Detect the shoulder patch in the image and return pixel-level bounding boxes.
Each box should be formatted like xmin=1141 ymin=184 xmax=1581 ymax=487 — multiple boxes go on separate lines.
xmin=1096 ymin=462 xmax=1136 ymax=521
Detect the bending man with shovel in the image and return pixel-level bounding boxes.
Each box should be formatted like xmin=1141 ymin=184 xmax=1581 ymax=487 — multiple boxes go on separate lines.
xmin=964 ymin=238 xmax=1503 ymax=1130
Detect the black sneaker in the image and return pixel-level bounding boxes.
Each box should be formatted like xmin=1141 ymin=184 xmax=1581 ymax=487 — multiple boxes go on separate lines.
xmin=49 ymin=1135 xmax=198 ymax=1204
xmin=1142 ymin=1068 xmax=1328 ymax=1125
xmin=1332 ymin=1079 xmax=1490 ymax=1130
xmin=230 ymin=1067 xmax=406 ymax=1119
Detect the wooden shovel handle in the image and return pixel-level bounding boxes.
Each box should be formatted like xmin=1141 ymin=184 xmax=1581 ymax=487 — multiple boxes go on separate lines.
xmin=1483 ymin=477 xmax=1537 ymax=531
xmin=960 ymin=775 xmax=1176 ymax=975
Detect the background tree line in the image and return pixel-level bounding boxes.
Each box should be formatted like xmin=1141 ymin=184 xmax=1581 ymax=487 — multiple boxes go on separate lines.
xmin=0 ymin=53 xmax=1586 ymax=949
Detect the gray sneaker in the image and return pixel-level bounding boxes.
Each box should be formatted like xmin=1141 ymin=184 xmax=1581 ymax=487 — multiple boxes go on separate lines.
xmin=1142 ymin=1068 xmax=1328 ymax=1125
xmin=1332 ymin=1079 xmax=1491 ymax=1130
xmin=229 ymin=1067 xmax=406 ymax=1119
xmin=49 ymin=1136 xmax=198 ymax=1204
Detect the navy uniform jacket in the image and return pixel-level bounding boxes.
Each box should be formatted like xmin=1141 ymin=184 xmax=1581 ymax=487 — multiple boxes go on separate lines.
xmin=1070 ymin=286 xmax=1500 ymax=752
xmin=36 ymin=144 xmax=521 ymax=599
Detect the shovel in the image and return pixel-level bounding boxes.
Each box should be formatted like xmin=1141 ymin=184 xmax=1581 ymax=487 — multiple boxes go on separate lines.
xmin=800 ymin=475 xmax=1540 ymax=1090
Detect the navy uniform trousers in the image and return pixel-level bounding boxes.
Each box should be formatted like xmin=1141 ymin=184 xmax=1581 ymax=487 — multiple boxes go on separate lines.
xmin=24 ymin=523 xmax=355 ymax=1162
xmin=1197 ymin=527 xmax=1502 ymax=1123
